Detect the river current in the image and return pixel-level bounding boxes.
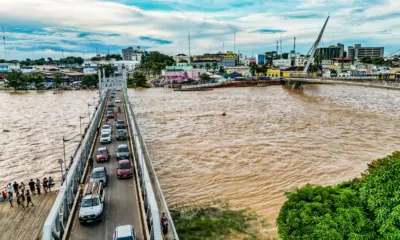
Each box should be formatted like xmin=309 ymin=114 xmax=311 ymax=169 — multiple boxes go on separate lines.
xmin=0 ymin=85 xmax=399 ymax=237
xmin=129 ymin=85 xmax=400 ymax=237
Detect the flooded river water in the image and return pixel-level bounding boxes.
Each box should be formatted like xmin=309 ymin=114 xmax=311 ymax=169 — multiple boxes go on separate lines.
xmin=0 ymin=90 xmax=98 ymax=189
xmin=0 ymin=85 xmax=399 ymax=237
xmin=129 ymin=85 xmax=400 ymax=237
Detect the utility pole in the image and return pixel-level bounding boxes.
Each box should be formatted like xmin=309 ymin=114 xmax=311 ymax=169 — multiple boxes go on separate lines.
xmin=188 ymin=31 xmax=191 ymax=64
xmin=233 ymin=31 xmax=236 ymax=53
xmin=2 ymin=26 xmax=7 ymax=60
xmin=293 ymin=37 xmax=296 ymax=53
xmin=276 ymin=41 xmax=279 ymax=53
xmin=280 ymin=33 xmax=283 ymax=55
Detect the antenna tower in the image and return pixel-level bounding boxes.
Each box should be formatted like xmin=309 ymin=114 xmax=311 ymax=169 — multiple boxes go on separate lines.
xmin=2 ymin=26 xmax=7 ymax=60
xmin=276 ymin=41 xmax=279 ymax=53
xmin=188 ymin=31 xmax=191 ymax=64
xmin=280 ymin=33 xmax=282 ymax=55
xmin=233 ymin=31 xmax=236 ymax=53
xmin=293 ymin=37 xmax=296 ymax=53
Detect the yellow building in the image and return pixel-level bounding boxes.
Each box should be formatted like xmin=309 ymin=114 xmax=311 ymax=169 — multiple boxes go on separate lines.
xmin=266 ymin=68 xmax=281 ymax=77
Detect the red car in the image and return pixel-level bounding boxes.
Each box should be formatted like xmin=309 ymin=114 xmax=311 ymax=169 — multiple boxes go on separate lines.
xmin=96 ymin=147 xmax=110 ymax=163
xmin=117 ymin=159 xmax=133 ymax=179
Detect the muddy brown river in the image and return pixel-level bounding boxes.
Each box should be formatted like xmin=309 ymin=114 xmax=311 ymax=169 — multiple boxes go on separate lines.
xmin=129 ymin=85 xmax=400 ymax=237
xmin=0 ymin=85 xmax=399 ymax=237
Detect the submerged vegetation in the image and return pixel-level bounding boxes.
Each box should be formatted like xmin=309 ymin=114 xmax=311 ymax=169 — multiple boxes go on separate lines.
xmin=277 ymin=151 xmax=400 ymax=239
xmin=171 ymin=201 xmax=272 ymax=240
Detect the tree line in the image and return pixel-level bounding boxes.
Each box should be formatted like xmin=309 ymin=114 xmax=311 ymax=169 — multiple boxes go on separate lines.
xmin=277 ymin=151 xmax=400 ymax=239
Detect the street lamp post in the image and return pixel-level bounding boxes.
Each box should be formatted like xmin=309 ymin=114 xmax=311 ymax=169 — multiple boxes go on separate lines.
xmin=62 ymin=136 xmax=67 ymax=172
xmin=58 ymin=158 xmax=64 ymax=182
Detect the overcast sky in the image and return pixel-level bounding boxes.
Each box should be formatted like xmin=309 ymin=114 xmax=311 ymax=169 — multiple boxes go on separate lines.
xmin=0 ymin=0 xmax=399 ymax=60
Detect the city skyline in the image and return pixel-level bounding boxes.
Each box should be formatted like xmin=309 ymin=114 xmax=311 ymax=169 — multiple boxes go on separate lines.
xmin=0 ymin=0 xmax=399 ymax=60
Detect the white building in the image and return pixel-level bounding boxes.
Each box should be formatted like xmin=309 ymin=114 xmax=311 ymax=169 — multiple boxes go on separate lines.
xmin=82 ymin=62 xmax=98 ymax=75
xmin=173 ymin=54 xmax=191 ymax=64
xmin=111 ymin=60 xmax=140 ymax=73
xmin=122 ymin=46 xmax=143 ymax=61
xmin=0 ymin=63 xmax=21 ymax=73
xmin=273 ymin=59 xmax=291 ymax=68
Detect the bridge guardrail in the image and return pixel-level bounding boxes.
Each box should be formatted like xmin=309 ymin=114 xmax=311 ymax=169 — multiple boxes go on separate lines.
xmin=124 ymin=92 xmax=179 ymax=240
xmin=42 ymin=90 xmax=107 ymax=240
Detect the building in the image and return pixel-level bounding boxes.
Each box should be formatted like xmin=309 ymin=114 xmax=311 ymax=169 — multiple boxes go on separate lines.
xmin=316 ymin=43 xmax=344 ymax=60
xmin=111 ymin=60 xmax=140 ymax=73
xmin=162 ymin=66 xmax=193 ymax=76
xmin=0 ymin=63 xmax=21 ymax=73
xmin=192 ymin=60 xmax=222 ymax=69
xmin=122 ymin=46 xmax=143 ymax=61
xmin=82 ymin=62 xmax=98 ymax=75
xmin=348 ymin=44 xmax=384 ymax=60
xmin=225 ymin=66 xmax=251 ymax=77
xmin=173 ymin=54 xmax=191 ymax=64
xmin=273 ymin=59 xmax=291 ymax=68
xmin=221 ymin=58 xmax=235 ymax=67
xmin=164 ymin=69 xmax=207 ymax=83
xmin=256 ymin=54 xmax=265 ymax=65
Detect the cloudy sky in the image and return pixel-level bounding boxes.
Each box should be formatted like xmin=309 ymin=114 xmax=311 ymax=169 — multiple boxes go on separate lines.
xmin=0 ymin=0 xmax=399 ymax=60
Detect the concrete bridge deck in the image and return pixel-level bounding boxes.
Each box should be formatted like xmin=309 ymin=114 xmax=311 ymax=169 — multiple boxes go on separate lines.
xmin=0 ymin=192 xmax=57 ymax=240
xmin=69 ymin=91 xmax=144 ymax=240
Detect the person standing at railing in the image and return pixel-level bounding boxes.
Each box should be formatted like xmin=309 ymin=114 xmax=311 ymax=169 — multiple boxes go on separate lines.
xmin=161 ymin=213 xmax=169 ymax=238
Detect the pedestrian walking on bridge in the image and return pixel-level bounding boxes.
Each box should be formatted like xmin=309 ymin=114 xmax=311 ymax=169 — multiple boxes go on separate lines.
xmin=8 ymin=192 xmax=13 ymax=207
xmin=29 ymin=179 xmax=35 ymax=195
xmin=36 ymin=178 xmax=41 ymax=195
xmin=26 ymin=190 xmax=34 ymax=207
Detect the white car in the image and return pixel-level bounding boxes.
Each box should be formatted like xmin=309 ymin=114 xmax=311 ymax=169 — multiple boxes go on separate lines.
xmin=100 ymin=132 xmax=112 ymax=144
xmin=101 ymin=125 xmax=112 ymax=135
xmin=79 ymin=182 xmax=104 ymax=224
xmin=115 ymin=98 xmax=121 ymax=103
xmin=113 ymin=225 xmax=136 ymax=240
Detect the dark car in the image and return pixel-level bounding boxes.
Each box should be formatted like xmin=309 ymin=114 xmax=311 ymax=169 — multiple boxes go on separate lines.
xmin=117 ymin=159 xmax=133 ymax=179
xmin=107 ymin=110 xmax=114 ymax=118
xmin=116 ymin=144 xmax=130 ymax=160
xmin=108 ymin=102 xmax=115 ymax=108
xmin=116 ymin=129 xmax=128 ymax=141
xmin=116 ymin=120 xmax=126 ymax=129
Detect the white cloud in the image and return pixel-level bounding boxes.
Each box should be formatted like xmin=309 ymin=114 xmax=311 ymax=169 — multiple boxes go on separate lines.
xmin=0 ymin=0 xmax=398 ymax=59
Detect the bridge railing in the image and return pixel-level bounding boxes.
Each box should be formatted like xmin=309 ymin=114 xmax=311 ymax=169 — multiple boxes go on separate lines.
xmin=42 ymin=90 xmax=107 ymax=240
xmin=124 ymin=92 xmax=179 ymax=240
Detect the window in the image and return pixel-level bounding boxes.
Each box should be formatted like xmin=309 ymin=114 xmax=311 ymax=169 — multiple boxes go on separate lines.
xmin=82 ymin=198 xmax=100 ymax=207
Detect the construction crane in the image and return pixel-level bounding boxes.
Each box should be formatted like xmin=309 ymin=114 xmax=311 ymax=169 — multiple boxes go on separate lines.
xmin=302 ymin=15 xmax=330 ymax=75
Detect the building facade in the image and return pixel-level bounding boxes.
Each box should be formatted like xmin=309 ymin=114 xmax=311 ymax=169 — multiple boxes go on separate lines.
xmin=122 ymin=46 xmax=143 ymax=61
xmin=316 ymin=43 xmax=344 ymax=60
xmin=164 ymin=69 xmax=207 ymax=83
xmin=348 ymin=44 xmax=384 ymax=60
xmin=256 ymin=54 xmax=265 ymax=65
xmin=0 ymin=63 xmax=21 ymax=73
xmin=173 ymin=54 xmax=191 ymax=64
xmin=273 ymin=59 xmax=291 ymax=68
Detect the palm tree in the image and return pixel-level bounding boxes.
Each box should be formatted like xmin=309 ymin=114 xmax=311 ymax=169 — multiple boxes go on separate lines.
xmin=218 ymin=66 xmax=225 ymax=74
xmin=205 ymin=63 xmax=211 ymax=71
xmin=249 ymin=63 xmax=257 ymax=76
xmin=199 ymin=64 xmax=204 ymax=69
xmin=212 ymin=62 xmax=218 ymax=71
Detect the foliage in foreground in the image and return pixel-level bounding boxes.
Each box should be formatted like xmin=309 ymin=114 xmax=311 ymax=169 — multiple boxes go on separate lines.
xmin=277 ymin=151 xmax=400 ymax=240
xmin=171 ymin=201 xmax=263 ymax=240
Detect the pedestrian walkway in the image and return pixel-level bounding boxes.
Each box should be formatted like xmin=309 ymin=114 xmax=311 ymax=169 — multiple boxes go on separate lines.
xmin=0 ymin=192 xmax=57 ymax=240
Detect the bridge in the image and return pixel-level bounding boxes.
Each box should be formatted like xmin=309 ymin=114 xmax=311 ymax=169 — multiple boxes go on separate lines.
xmin=42 ymin=66 xmax=179 ymax=240
xmin=281 ymin=77 xmax=400 ymax=90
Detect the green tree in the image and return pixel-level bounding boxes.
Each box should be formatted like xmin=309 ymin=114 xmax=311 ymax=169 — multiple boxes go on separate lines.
xmin=140 ymin=51 xmax=174 ymax=76
xmin=199 ymin=64 xmax=204 ymax=69
xmin=199 ymin=73 xmax=211 ymax=83
xmin=218 ymin=66 xmax=225 ymax=74
xmin=212 ymin=62 xmax=218 ymax=70
xmin=53 ymin=74 xmax=62 ymax=89
xmin=131 ymin=71 xmax=149 ymax=88
xmin=277 ymin=184 xmax=376 ymax=240
xmin=6 ymin=70 xmax=25 ymax=91
xmin=205 ymin=63 xmax=211 ymax=71
xmin=193 ymin=64 xmax=198 ymax=69
xmin=281 ymin=53 xmax=289 ymax=59
xmin=82 ymin=74 xmax=97 ymax=87
xmin=249 ymin=63 xmax=257 ymax=76
xmin=360 ymin=152 xmax=400 ymax=238
xmin=361 ymin=57 xmax=373 ymax=64
xmin=101 ymin=64 xmax=115 ymax=77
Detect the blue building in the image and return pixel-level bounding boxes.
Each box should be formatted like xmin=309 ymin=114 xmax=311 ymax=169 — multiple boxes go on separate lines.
xmin=256 ymin=54 xmax=265 ymax=65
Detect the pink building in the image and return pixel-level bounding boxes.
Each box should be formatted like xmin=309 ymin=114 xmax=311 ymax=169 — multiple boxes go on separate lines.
xmin=164 ymin=69 xmax=207 ymax=83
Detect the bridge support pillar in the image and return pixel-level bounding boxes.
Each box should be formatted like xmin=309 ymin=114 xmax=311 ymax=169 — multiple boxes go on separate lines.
xmin=285 ymin=80 xmax=303 ymax=90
